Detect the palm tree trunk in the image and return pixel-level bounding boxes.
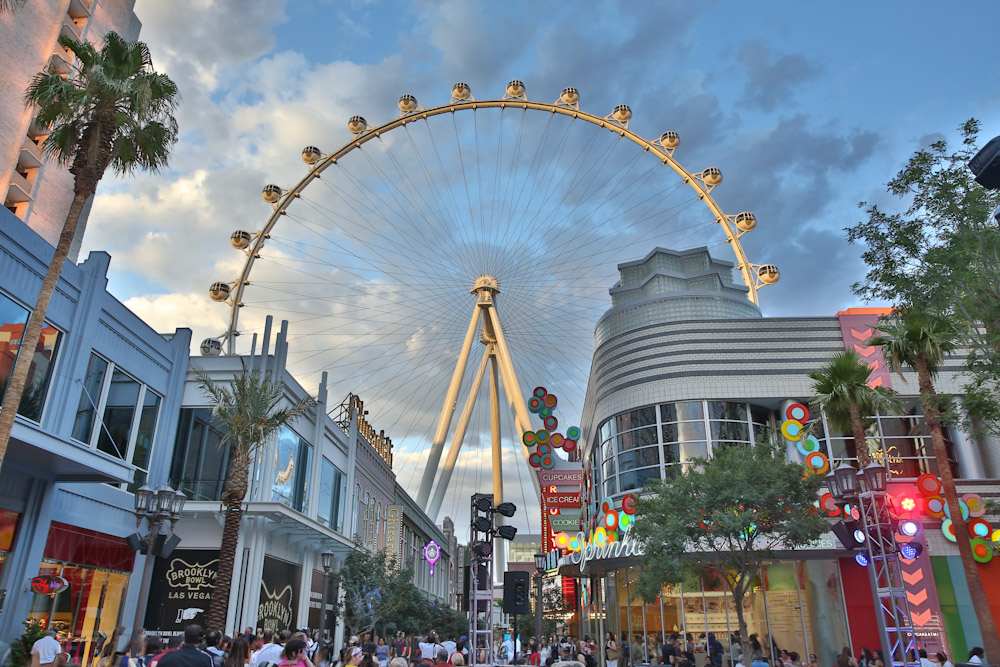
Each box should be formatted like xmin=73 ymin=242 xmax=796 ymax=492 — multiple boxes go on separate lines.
xmin=207 ymin=500 xmax=243 ymax=631
xmin=848 ymin=403 xmax=871 ymax=466
xmin=914 ymin=357 xmax=1000 ymax=660
xmin=0 ymin=190 xmax=89 ymax=475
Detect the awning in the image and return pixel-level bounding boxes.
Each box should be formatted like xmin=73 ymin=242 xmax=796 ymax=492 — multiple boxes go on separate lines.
xmin=8 ymin=419 xmax=134 ymax=483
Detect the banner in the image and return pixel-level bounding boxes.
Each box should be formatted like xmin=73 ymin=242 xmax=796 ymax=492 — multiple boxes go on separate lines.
xmin=385 ymin=505 xmax=403 ymax=568
xmin=258 ymin=556 xmax=300 ymax=631
xmin=144 ymin=549 xmax=219 ymax=633
xmin=536 ymin=470 xmax=582 ymax=486
xmin=543 ymin=490 xmax=582 ymax=508
xmin=549 ymin=514 xmax=582 ymax=532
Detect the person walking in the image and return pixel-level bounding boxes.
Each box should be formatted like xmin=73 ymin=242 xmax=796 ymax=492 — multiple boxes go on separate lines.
xmin=605 ymin=633 xmax=620 ymax=667
xmin=376 ymin=640 xmax=388 ymax=667
xmin=158 ymin=626 xmax=214 ymax=667
xmin=226 ymin=639 xmax=251 ymax=667
xmin=30 ymin=630 xmax=64 ymax=667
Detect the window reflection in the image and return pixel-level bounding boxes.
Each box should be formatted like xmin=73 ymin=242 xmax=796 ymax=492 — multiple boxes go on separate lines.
xmin=272 ymin=426 xmax=313 ymax=512
xmin=96 ymin=369 xmax=141 ymax=459
xmin=0 ymin=291 xmax=61 ymax=422
xmin=170 ymin=408 xmax=231 ymax=501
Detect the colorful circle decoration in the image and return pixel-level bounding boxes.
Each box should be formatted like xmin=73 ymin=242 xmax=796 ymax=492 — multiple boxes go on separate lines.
xmin=925 ymin=495 xmax=945 ymax=518
xmin=550 ymin=432 xmax=565 ymax=447
xmin=538 ymin=442 xmax=552 ymax=456
xmin=969 ymin=518 xmax=991 ymax=539
xmin=541 ymin=455 xmax=555 ymax=469
xmin=819 ymin=493 xmax=839 ymax=516
xmin=971 ymin=538 xmax=993 ymax=563
xmin=543 ymin=394 xmax=558 ymax=408
xmin=917 ymin=473 xmax=942 ymax=496
xmin=607 ymin=530 xmax=619 ymax=543
xmin=941 ymin=518 xmax=956 ymax=542
xmin=993 ymin=528 xmax=1000 ymax=545
xmin=604 ymin=510 xmax=619 ymax=531
xmin=622 ymin=494 xmax=637 ymax=515
xmin=562 ymin=439 xmax=577 ymax=452
xmin=529 ymin=396 xmax=543 ymax=413
xmin=536 ymin=429 xmax=550 ymax=443
xmin=601 ymin=497 xmax=614 ymax=513
xmin=593 ymin=526 xmax=608 ymax=546
xmin=619 ymin=513 xmax=632 ymax=530
xmin=533 ymin=387 xmax=547 ymax=398
xmin=964 ymin=493 xmax=986 ymax=518
xmin=543 ymin=415 xmax=558 ymax=430
xmin=539 ymin=406 xmax=553 ymax=418
xmin=805 ymin=452 xmax=830 ymax=475
xmin=554 ymin=532 xmax=570 ymax=549
xmin=522 ymin=431 xmax=536 ymax=446
xmin=797 ymin=434 xmax=821 ymax=456
xmin=568 ymin=536 xmax=582 ymax=552
xmin=943 ymin=499 xmax=969 ymax=521
xmin=567 ymin=426 xmax=581 ymax=440
xmin=781 ymin=419 xmax=803 ymax=441
xmin=786 ymin=403 xmax=810 ymax=422
xmin=529 ymin=453 xmax=541 ymax=467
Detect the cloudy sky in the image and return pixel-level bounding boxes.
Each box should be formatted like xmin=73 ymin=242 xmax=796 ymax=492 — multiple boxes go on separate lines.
xmin=82 ymin=0 xmax=1000 ymax=533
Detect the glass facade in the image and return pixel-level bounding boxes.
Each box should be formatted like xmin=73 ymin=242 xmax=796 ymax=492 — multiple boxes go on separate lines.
xmin=0 ymin=290 xmax=61 ymax=422
xmin=170 ymin=407 xmax=232 ymax=501
xmin=318 ymin=457 xmax=347 ymax=531
xmin=272 ymin=425 xmax=312 ymax=512
xmin=582 ymin=561 xmax=850 ymax=666
xmin=72 ymin=353 xmax=161 ymax=490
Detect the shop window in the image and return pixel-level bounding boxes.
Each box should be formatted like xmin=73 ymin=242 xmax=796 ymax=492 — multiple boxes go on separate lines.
xmin=664 ymin=441 xmax=708 ymax=464
xmin=318 ymin=458 xmax=347 ymax=532
xmin=750 ymin=405 xmax=772 ymax=428
xmin=0 ymin=290 xmax=62 ymax=422
xmin=603 ymin=458 xmax=616 ymax=479
xmin=614 ymin=406 xmax=657 ymax=433
xmin=604 ymin=477 xmax=617 ymax=495
xmin=600 ymin=419 xmax=613 ymax=442
xmin=618 ymin=445 xmax=660 ymax=469
xmin=602 ymin=439 xmax=614 ymax=461
xmin=660 ymin=401 xmax=703 ymax=422
xmin=707 ymin=401 xmax=748 ymax=422
xmin=617 ymin=426 xmax=658 ymax=451
xmin=272 ymin=425 xmax=312 ymax=513
xmin=170 ymin=408 xmax=231 ymax=501
xmin=710 ymin=420 xmax=749 ymax=443
xmin=72 ymin=352 xmax=161 ymax=490
xmin=662 ymin=421 xmax=706 ymax=443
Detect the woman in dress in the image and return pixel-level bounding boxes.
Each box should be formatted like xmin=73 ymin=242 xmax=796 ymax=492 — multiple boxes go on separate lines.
xmin=606 ymin=632 xmax=620 ymax=667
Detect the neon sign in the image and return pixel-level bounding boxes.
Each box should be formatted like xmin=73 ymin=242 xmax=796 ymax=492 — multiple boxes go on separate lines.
xmin=423 ymin=540 xmax=441 ymax=575
xmin=30 ymin=575 xmax=68 ymax=595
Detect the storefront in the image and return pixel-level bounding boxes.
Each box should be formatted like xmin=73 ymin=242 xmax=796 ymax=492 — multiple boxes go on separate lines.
xmin=143 ymin=549 xmax=220 ymax=636
xmin=26 ymin=523 xmax=134 ymax=667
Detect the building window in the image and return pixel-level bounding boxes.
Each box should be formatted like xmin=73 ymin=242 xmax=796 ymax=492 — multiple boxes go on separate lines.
xmin=318 ymin=458 xmax=347 ymax=532
xmin=72 ymin=352 xmax=161 ymax=491
xmin=0 ymin=290 xmax=62 ymax=423
xmin=169 ymin=408 xmax=231 ymax=501
xmin=271 ymin=426 xmax=312 ymax=513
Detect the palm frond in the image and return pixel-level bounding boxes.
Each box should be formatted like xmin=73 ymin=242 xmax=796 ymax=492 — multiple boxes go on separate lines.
xmin=809 ymin=349 xmax=903 ymax=432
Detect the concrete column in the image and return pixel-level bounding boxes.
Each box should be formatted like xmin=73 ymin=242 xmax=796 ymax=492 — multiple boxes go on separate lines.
xmin=308 ymin=373 xmax=328 ymax=523
xmin=976 ymin=429 xmax=1000 ymax=478
xmin=0 ymin=477 xmax=55 ymax=641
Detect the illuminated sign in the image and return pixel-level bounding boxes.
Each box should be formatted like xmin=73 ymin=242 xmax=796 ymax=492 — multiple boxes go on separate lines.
xmin=30 ymin=575 xmax=68 ymax=595
xmin=543 ymin=492 xmax=581 ymax=508
xmin=424 ymin=540 xmax=441 ymax=575
xmin=536 ymin=470 xmax=583 ymax=485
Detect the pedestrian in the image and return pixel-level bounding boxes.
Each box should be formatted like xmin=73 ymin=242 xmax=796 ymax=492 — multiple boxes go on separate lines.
xmin=392 ymin=634 xmax=408 ymax=661
xmin=749 ymin=656 xmax=767 ymax=667
xmin=150 ymin=635 xmax=184 ymax=667
xmin=226 ymin=639 xmax=251 ymax=667
xmin=968 ymin=649 xmax=984 ymax=665
xmin=808 ymin=655 xmax=819 ymax=667
xmin=205 ymin=632 xmax=226 ymax=667
xmin=30 ymin=630 xmax=64 ymax=667
xmin=605 ymin=633 xmax=619 ymax=667
xmin=389 ymin=660 xmax=407 ymax=667
xmin=871 ymin=651 xmax=883 ymax=667
xmin=449 ymin=656 xmax=464 ymax=667
xmin=279 ymin=641 xmax=311 ymax=667
xmin=158 ymin=626 xmax=213 ymax=667
xmin=934 ymin=654 xmax=952 ymax=667
xmin=376 ymin=640 xmax=389 ymax=667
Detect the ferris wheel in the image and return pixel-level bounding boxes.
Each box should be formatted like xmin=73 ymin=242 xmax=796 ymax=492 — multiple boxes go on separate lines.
xmin=204 ymin=81 xmax=779 ymax=527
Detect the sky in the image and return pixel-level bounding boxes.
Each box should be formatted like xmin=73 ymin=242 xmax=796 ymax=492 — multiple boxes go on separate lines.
xmin=81 ymin=0 xmax=1000 ymax=534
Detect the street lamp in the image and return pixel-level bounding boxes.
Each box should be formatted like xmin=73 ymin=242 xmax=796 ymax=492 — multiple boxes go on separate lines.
xmin=128 ymin=484 xmax=185 ymax=654
xmin=533 ymin=552 xmax=545 ymax=643
xmin=319 ymin=551 xmax=335 ymax=642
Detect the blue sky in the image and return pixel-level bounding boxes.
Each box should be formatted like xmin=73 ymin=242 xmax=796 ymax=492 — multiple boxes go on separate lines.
xmin=81 ymin=0 xmax=1000 ymax=529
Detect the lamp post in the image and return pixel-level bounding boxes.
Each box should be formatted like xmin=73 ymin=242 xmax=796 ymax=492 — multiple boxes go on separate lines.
xmin=533 ymin=552 xmax=545 ymax=644
xmin=319 ymin=551 xmax=335 ymax=642
xmin=129 ymin=484 xmax=186 ymax=653
xmin=826 ymin=463 xmax=916 ymax=667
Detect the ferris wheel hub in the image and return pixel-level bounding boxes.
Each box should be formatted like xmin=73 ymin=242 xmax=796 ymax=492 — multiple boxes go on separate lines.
xmin=471 ymin=274 xmax=500 ymax=295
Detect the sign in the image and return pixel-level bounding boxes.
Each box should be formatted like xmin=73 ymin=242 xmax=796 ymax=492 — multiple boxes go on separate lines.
xmin=424 ymin=540 xmax=441 ymax=575
xmin=30 ymin=575 xmax=68 ymax=595
xmin=308 ymin=569 xmax=337 ymax=632
xmin=549 ymin=515 xmax=581 ymax=532
xmin=385 ymin=505 xmax=402 ymax=568
xmin=543 ymin=491 xmax=581 ymax=508
xmin=257 ymin=556 xmax=300 ymax=631
xmin=536 ymin=470 xmax=583 ymax=486
xmin=144 ymin=549 xmax=219 ymax=632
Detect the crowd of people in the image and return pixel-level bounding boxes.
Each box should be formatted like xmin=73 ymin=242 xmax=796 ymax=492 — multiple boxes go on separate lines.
xmin=28 ymin=625 xmax=989 ymax=667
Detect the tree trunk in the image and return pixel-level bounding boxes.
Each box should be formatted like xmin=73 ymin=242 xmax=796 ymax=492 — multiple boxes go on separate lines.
xmin=207 ymin=500 xmax=243 ymax=632
xmin=728 ymin=578 xmax=749 ymax=659
xmin=848 ymin=403 xmax=872 ymax=466
xmin=0 ymin=190 xmax=90 ymax=475
xmin=914 ymin=357 xmax=1000 ymax=660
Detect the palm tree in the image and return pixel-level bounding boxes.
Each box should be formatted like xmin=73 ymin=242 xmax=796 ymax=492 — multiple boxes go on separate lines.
xmin=195 ymin=365 xmax=315 ymax=631
xmin=869 ymin=311 xmax=1000 ymax=659
xmin=808 ymin=349 xmax=902 ymax=466
xmin=0 ymin=33 xmax=179 ymax=473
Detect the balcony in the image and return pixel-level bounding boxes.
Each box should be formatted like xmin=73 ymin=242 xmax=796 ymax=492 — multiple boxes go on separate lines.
xmin=60 ymin=14 xmax=82 ymax=42
xmin=66 ymin=0 xmax=93 ymax=19
xmin=48 ymin=49 xmax=74 ymax=76
xmin=18 ymin=135 xmax=43 ymax=170
xmin=6 ymin=170 xmax=34 ymax=204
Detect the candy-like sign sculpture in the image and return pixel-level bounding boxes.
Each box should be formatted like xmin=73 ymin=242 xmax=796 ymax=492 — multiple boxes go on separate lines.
xmin=30 ymin=575 xmax=68 ymax=595
xmin=524 ymin=386 xmax=581 ymax=470
xmin=424 ymin=540 xmax=441 ymax=575
xmin=781 ymin=402 xmax=830 ymax=475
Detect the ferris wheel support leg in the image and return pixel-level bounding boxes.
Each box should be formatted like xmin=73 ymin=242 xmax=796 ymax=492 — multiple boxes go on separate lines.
xmin=427 ymin=346 xmax=490 ymax=521
xmin=416 ymin=304 xmax=482 ymax=510
xmin=489 ymin=350 xmax=508 ymax=577
xmin=484 ymin=306 xmax=533 ymax=439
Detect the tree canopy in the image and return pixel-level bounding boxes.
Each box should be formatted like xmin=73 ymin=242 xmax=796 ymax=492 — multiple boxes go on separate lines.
xmin=632 ymin=441 xmax=826 ymax=643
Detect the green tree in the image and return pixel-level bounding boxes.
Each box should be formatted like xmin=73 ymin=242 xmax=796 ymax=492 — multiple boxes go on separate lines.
xmin=846 ymin=119 xmax=1000 ymax=428
xmin=631 ymin=441 xmax=826 ymax=645
xmin=9 ymin=620 xmax=47 ymax=667
xmin=808 ymin=350 xmax=903 ymax=465
xmin=195 ymin=365 xmax=314 ymax=630
xmin=869 ymin=311 xmax=1000 ymax=659
xmin=332 ymin=545 xmax=420 ymax=639
xmin=0 ymin=33 xmax=179 ymax=474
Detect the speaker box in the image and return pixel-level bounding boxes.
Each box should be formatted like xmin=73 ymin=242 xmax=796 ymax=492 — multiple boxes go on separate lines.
xmin=969 ymin=135 xmax=1000 ymax=190
xmin=502 ymin=571 xmax=531 ymax=615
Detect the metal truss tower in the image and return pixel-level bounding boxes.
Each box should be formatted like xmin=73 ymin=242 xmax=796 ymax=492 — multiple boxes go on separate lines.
xmin=469 ymin=493 xmax=495 ymax=667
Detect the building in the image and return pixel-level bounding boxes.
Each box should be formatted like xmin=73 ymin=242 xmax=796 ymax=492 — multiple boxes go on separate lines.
xmin=393 ymin=485 xmax=454 ymax=605
xmin=561 ymin=247 xmax=1000 ymax=664
xmin=0 ymin=0 xmax=141 ymax=261
xmin=0 ymin=209 xmax=191 ymax=660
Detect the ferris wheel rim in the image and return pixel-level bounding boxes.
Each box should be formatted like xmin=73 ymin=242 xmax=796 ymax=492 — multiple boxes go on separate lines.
xmin=215 ymin=92 xmax=776 ymax=355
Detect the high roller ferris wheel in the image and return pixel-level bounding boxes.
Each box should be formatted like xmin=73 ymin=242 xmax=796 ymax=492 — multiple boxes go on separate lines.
xmin=203 ymin=80 xmax=779 ymax=527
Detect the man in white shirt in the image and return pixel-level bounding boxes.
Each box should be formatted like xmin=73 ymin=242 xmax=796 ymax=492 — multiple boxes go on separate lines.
xmin=442 ymin=638 xmax=457 ymax=657
xmin=918 ymin=650 xmax=936 ymax=667
xmin=250 ymin=631 xmax=286 ymax=667
xmin=30 ymin=631 xmax=62 ymax=667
